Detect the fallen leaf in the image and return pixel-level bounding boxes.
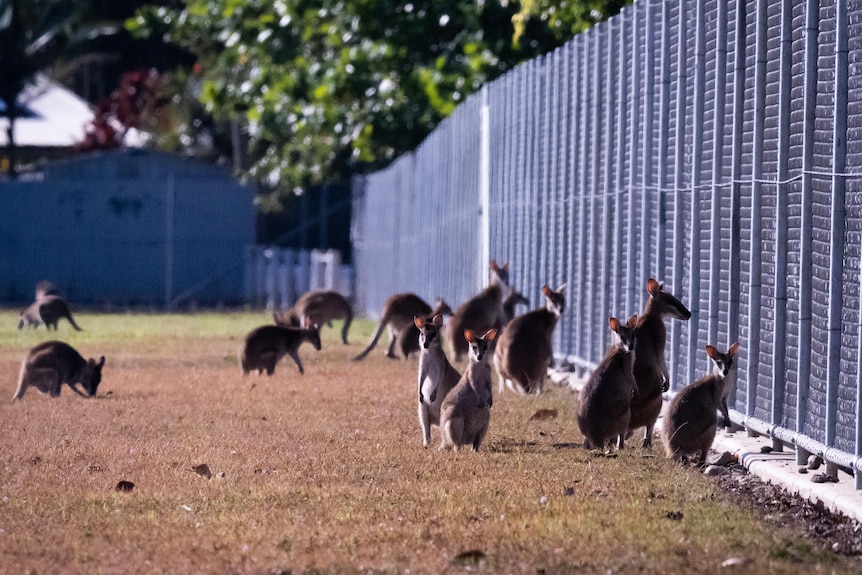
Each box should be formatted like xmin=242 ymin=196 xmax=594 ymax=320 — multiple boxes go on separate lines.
xmin=192 ymin=464 xmax=213 ymax=479
xmin=529 ymin=409 xmax=558 ymax=421
xmin=453 ymin=549 xmax=486 ymax=564
xmin=721 ymin=556 xmax=750 ymax=568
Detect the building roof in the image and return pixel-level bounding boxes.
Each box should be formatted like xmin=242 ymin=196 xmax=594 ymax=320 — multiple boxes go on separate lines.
xmin=0 ymin=74 xmax=94 ymax=148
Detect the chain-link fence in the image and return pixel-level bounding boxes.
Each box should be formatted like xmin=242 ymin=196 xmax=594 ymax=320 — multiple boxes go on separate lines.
xmin=352 ymin=0 xmax=862 ymax=488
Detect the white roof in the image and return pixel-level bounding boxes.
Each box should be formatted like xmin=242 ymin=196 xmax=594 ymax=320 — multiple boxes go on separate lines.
xmin=0 ymin=74 xmax=94 ymax=147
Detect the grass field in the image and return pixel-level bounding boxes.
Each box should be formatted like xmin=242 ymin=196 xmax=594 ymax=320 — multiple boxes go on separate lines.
xmin=0 ymin=309 xmax=859 ymax=574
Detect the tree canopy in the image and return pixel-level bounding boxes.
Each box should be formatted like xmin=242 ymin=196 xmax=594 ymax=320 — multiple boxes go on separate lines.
xmin=128 ymin=0 xmax=628 ymax=204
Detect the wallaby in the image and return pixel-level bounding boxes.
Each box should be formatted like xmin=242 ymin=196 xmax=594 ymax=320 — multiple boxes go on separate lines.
xmin=446 ymin=260 xmax=510 ymax=363
xmin=628 ymin=278 xmax=691 ymax=448
xmin=274 ymin=290 xmax=353 ymax=345
xmin=493 ymin=284 xmax=566 ymax=395
xmin=18 ymin=295 xmax=83 ymax=331
xmin=439 ymin=328 xmax=497 ymax=451
xmin=576 ymin=315 xmax=639 ymax=450
xmin=394 ymin=298 xmax=454 ymax=360
xmin=502 ymin=287 xmax=530 ymax=324
xmin=12 ymin=340 xmax=105 ymax=400
xmin=416 ymin=314 xmax=462 ymax=447
xmin=352 ymin=293 xmax=448 ymax=361
xmin=239 ymin=317 xmax=322 ymax=376
xmin=662 ymin=343 xmax=740 ymax=464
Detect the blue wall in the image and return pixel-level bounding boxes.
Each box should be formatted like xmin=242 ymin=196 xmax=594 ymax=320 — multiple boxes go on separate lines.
xmin=0 ymin=149 xmax=255 ymax=305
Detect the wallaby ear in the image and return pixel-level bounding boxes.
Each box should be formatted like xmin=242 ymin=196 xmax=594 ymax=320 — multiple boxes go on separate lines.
xmin=414 ymin=315 xmax=425 ymax=329
xmin=484 ymin=329 xmax=497 ymax=342
xmin=705 ymin=345 xmax=719 ymax=360
xmin=557 ymin=283 xmax=567 ymax=293
xmin=304 ymin=316 xmax=314 ymax=328
xmin=609 ymin=317 xmax=620 ymax=332
xmin=541 ymin=285 xmax=551 ymax=297
xmin=98 ymin=356 xmax=105 ymax=368
xmin=502 ymin=262 xmax=509 ymax=271
xmin=464 ymin=329 xmax=476 ymax=343
xmin=627 ymin=314 xmax=638 ymax=328
xmin=490 ymin=260 xmax=499 ymax=271
xmin=647 ymin=278 xmax=661 ymax=297
xmin=432 ymin=313 xmax=444 ymax=328
xmin=729 ymin=342 xmax=740 ymax=356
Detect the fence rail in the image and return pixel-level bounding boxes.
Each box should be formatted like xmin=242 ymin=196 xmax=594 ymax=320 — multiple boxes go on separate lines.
xmin=351 ymin=0 xmax=862 ymax=488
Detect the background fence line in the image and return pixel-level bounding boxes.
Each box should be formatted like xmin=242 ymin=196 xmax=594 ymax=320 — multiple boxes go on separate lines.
xmin=351 ymin=0 xmax=862 ymax=488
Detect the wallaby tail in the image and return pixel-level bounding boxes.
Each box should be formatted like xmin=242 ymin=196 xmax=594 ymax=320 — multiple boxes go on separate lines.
xmin=66 ymin=311 xmax=83 ymax=331
xmin=352 ymin=316 xmax=388 ymax=361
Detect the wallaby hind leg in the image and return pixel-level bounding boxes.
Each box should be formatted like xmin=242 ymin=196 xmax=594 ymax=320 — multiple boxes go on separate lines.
xmin=642 ymin=424 xmax=655 ymax=449
xmin=472 ymin=423 xmax=489 ymax=452
xmin=384 ymin=326 xmax=398 ymax=358
xmin=418 ymin=403 xmax=432 ymax=447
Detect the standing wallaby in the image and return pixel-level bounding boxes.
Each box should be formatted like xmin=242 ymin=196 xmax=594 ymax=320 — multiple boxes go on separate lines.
xmin=12 ymin=340 xmax=105 ymax=400
xmin=493 ymin=284 xmax=566 ymax=395
xmin=274 ymin=290 xmax=353 ymax=345
xmin=502 ymin=287 xmax=530 ymax=324
xmin=628 ymin=279 xmax=691 ymax=448
xmin=416 ymin=314 xmax=462 ymax=447
xmin=18 ymin=295 xmax=83 ymax=331
xmin=577 ymin=316 xmax=639 ymax=450
xmin=439 ymin=328 xmax=497 ymax=451
xmin=239 ymin=317 xmax=322 ymax=376
xmin=394 ymin=298 xmax=454 ymax=360
xmin=662 ymin=343 xmax=740 ymax=464
xmin=352 ymin=293 xmax=448 ymax=361
xmin=446 ymin=260 xmax=510 ymax=363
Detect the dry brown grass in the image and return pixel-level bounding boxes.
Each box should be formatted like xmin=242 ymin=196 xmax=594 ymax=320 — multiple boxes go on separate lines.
xmin=0 ymin=310 xmax=858 ymax=575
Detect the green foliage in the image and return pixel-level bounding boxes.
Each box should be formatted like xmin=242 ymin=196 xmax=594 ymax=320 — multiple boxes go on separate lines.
xmin=128 ymin=0 xmax=629 ymax=198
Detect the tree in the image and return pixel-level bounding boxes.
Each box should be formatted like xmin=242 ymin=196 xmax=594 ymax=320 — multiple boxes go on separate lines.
xmin=0 ymin=0 xmax=77 ymax=177
xmin=128 ymin=0 xmax=629 ymax=202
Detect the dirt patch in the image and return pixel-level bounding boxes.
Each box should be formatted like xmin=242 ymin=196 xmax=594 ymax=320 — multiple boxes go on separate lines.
xmin=708 ymin=460 xmax=862 ymax=557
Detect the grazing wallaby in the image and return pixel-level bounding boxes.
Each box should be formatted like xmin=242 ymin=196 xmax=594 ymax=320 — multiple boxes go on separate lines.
xmin=352 ymin=293 xmax=446 ymax=361
xmin=274 ymin=290 xmax=353 ymax=345
xmin=394 ymin=298 xmax=454 ymax=360
xmin=502 ymin=287 xmax=530 ymax=324
xmin=239 ymin=317 xmax=322 ymax=376
xmin=493 ymin=284 xmax=566 ymax=395
xmin=662 ymin=343 xmax=740 ymax=464
xmin=18 ymin=295 xmax=83 ymax=331
xmin=12 ymin=340 xmax=105 ymax=400
xmin=446 ymin=260 xmax=510 ymax=363
xmin=577 ymin=316 xmax=639 ymax=450
xmin=628 ymin=279 xmax=692 ymax=448
xmin=416 ymin=314 xmax=462 ymax=447
xmin=439 ymin=328 xmax=497 ymax=452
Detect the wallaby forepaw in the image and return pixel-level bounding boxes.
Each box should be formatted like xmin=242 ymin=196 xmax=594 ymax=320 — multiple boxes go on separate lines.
xmin=429 ymin=391 xmax=437 ymax=403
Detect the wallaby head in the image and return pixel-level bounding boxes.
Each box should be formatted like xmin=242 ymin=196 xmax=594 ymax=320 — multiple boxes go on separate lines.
xmin=83 ymin=356 xmax=107 ymax=396
xmin=707 ymin=342 xmax=740 ymax=378
xmin=489 ymin=260 xmax=510 ymax=287
xmin=645 ymin=278 xmax=691 ymax=321
xmin=542 ymin=284 xmax=567 ymax=316
xmin=303 ymin=316 xmax=323 ymax=350
xmin=465 ymin=328 xmax=497 ymax=363
xmin=415 ymin=313 xmax=445 ymax=350
xmin=610 ymin=314 xmax=638 ymax=353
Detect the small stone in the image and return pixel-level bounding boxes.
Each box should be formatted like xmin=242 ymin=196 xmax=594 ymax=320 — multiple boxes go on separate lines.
xmin=703 ymin=465 xmax=731 ymax=477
